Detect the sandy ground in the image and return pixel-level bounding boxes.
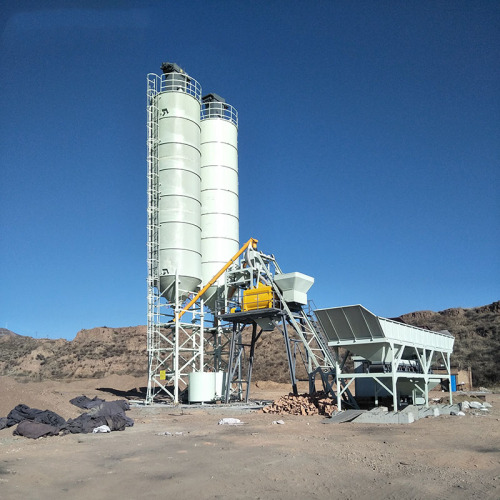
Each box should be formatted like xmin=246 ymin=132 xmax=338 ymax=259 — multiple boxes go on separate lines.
xmin=0 ymin=376 xmax=499 ymax=500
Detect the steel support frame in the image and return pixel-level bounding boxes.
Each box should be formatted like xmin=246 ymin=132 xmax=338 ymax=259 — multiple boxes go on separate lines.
xmin=146 ymin=75 xmax=222 ymax=404
xmin=333 ymin=342 xmax=453 ymax=411
xmin=146 ymin=275 xmax=207 ymax=404
xmin=221 ymin=249 xmax=349 ymax=403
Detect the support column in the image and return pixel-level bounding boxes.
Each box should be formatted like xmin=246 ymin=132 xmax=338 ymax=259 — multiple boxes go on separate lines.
xmin=245 ymin=322 xmax=258 ymax=402
xmin=448 ymin=352 xmax=453 ymax=405
xmin=224 ymin=322 xmax=238 ymax=403
xmin=174 ymin=273 xmax=180 ymax=404
xmin=391 ymin=344 xmax=398 ymax=411
xmin=335 ymin=347 xmax=341 ymax=411
xmin=282 ymin=317 xmax=298 ymax=396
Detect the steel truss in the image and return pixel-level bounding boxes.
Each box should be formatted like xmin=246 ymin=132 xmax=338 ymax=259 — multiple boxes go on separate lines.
xmin=219 ymin=247 xmax=356 ymax=404
xmin=333 ymin=345 xmax=453 ymax=411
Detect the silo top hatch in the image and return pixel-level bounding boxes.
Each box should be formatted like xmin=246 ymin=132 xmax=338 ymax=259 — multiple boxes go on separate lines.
xmin=157 ymin=62 xmax=201 ymax=100
xmin=160 ymin=62 xmax=185 ymax=74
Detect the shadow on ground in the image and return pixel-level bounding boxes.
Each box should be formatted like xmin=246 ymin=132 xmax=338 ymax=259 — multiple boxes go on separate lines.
xmin=96 ymin=386 xmax=148 ymax=400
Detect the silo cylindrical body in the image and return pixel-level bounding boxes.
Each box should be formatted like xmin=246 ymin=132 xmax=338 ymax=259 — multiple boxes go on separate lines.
xmin=200 ymin=95 xmax=239 ymax=309
xmin=156 ymin=67 xmax=202 ymax=300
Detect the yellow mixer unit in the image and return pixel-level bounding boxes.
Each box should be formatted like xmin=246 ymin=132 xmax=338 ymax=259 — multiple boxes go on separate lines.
xmin=242 ymin=284 xmax=274 ymax=311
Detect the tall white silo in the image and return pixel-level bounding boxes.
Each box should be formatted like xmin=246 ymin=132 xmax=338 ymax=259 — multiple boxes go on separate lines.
xmin=157 ymin=63 xmax=202 ymax=301
xmin=200 ymin=93 xmax=239 ymax=309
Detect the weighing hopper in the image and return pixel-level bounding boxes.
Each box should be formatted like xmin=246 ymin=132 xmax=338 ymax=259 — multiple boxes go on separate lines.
xmin=315 ymin=305 xmax=454 ymax=363
xmin=274 ymin=272 xmax=314 ymax=305
xmin=314 ymin=305 xmax=455 ymax=409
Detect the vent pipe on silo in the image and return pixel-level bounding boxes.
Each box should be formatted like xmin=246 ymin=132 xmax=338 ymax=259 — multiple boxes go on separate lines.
xmin=156 ymin=62 xmax=203 ymax=300
xmin=200 ymin=93 xmax=239 ymax=310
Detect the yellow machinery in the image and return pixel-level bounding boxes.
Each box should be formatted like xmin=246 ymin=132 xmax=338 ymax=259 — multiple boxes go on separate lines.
xmin=242 ymin=284 xmax=274 ymax=311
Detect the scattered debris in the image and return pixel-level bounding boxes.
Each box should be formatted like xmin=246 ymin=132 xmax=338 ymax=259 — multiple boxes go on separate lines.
xmin=272 ymin=420 xmax=285 ymax=425
xmin=157 ymin=431 xmax=186 ymax=436
xmin=469 ymin=401 xmax=484 ymax=410
xmin=93 ymin=425 xmax=111 ymax=433
xmin=218 ymin=418 xmax=244 ymax=425
xmin=262 ymin=392 xmax=337 ymax=416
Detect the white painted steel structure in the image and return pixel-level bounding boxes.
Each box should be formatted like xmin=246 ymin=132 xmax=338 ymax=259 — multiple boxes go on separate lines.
xmin=146 ymin=66 xmax=206 ymax=404
xmin=146 ymin=65 xmax=239 ymax=404
xmin=315 ymin=305 xmax=455 ymax=410
xmin=200 ymin=97 xmax=239 ymax=310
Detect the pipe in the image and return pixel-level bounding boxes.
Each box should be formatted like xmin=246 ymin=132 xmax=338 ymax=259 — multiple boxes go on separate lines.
xmin=176 ymin=237 xmax=258 ymax=321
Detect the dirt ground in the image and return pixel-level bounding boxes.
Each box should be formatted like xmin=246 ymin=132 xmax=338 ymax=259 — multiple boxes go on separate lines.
xmin=0 ymin=376 xmax=499 ymax=500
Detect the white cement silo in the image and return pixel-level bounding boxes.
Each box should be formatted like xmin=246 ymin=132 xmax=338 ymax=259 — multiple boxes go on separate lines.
xmin=200 ymin=94 xmax=239 ymax=309
xmin=156 ymin=63 xmax=202 ymax=300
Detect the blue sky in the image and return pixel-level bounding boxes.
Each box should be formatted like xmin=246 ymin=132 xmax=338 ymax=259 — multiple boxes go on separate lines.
xmin=1 ymin=1 xmax=498 ymax=340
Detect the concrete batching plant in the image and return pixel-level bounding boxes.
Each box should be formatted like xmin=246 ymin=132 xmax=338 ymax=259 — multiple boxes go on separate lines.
xmin=146 ymin=62 xmax=454 ymax=409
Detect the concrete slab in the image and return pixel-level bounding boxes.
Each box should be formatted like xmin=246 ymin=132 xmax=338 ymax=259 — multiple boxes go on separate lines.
xmin=323 ymin=410 xmax=367 ymax=424
xmin=354 ymin=410 xmax=415 ymax=424
xmin=435 ymin=404 xmax=460 ymax=415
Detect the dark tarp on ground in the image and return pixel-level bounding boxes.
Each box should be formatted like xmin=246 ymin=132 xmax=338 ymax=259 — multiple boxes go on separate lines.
xmin=13 ymin=421 xmax=60 ymax=439
xmin=67 ymin=400 xmax=134 ymax=433
xmin=66 ymin=413 xmax=130 ymax=433
xmin=89 ymin=401 xmax=132 ymax=418
xmin=6 ymin=404 xmax=67 ymax=430
xmin=2 ymin=398 xmax=134 ymax=437
xmin=69 ymin=395 xmax=106 ymax=409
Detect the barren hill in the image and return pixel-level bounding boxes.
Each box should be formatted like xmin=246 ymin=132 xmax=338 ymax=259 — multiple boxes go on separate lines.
xmin=0 ymin=302 xmax=498 ymax=387
xmin=393 ymin=301 xmax=500 ymax=387
xmin=0 ymin=326 xmax=147 ymax=380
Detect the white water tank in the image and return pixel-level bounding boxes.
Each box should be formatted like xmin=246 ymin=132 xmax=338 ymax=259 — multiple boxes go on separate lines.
xmin=157 ymin=63 xmax=202 ymax=300
xmin=188 ymin=372 xmax=216 ymax=402
xmin=200 ymin=94 xmax=239 ymax=309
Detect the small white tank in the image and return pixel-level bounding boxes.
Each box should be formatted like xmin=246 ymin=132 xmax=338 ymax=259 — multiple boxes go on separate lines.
xmin=156 ymin=64 xmax=203 ymax=301
xmin=200 ymin=94 xmax=239 ymax=310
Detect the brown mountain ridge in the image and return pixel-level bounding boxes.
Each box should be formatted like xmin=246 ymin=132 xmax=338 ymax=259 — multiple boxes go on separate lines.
xmin=1 ymin=301 xmax=498 ymax=387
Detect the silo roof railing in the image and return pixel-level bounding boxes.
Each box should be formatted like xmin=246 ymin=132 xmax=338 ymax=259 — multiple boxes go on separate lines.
xmin=147 ymin=73 xmax=202 ymax=102
xmin=162 ymin=72 xmax=202 ymax=101
xmin=201 ymin=101 xmax=238 ymax=127
xmin=315 ymin=305 xmax=454 ymax=353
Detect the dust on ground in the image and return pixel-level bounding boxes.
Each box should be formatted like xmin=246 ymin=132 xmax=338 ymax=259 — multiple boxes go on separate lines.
xmin=1 ymin=376 xmax=499 ymax=499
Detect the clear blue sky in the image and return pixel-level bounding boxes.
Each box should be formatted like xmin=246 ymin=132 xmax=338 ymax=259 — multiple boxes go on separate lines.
xmin=1 ymin=1 xmax=498 ymax=340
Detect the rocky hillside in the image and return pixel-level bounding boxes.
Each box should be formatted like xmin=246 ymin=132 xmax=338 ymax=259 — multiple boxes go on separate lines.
xmin=0 ymin=301 xmax=498 ymax=387
xmin=0 ymin=326 xmax=147 ymax=380
xmin=393 ymin=301 xmax=500 ymax=387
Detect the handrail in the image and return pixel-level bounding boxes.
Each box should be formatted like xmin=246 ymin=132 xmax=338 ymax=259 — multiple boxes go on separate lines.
xmin=175 ymin=237 xmax=258 ymax=321
xmin=201 ymin=101 xmax=238 ymax=127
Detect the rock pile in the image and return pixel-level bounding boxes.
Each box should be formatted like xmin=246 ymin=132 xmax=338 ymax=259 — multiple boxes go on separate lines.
xmin=262 ymin=392 xmax=337 ymax=416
